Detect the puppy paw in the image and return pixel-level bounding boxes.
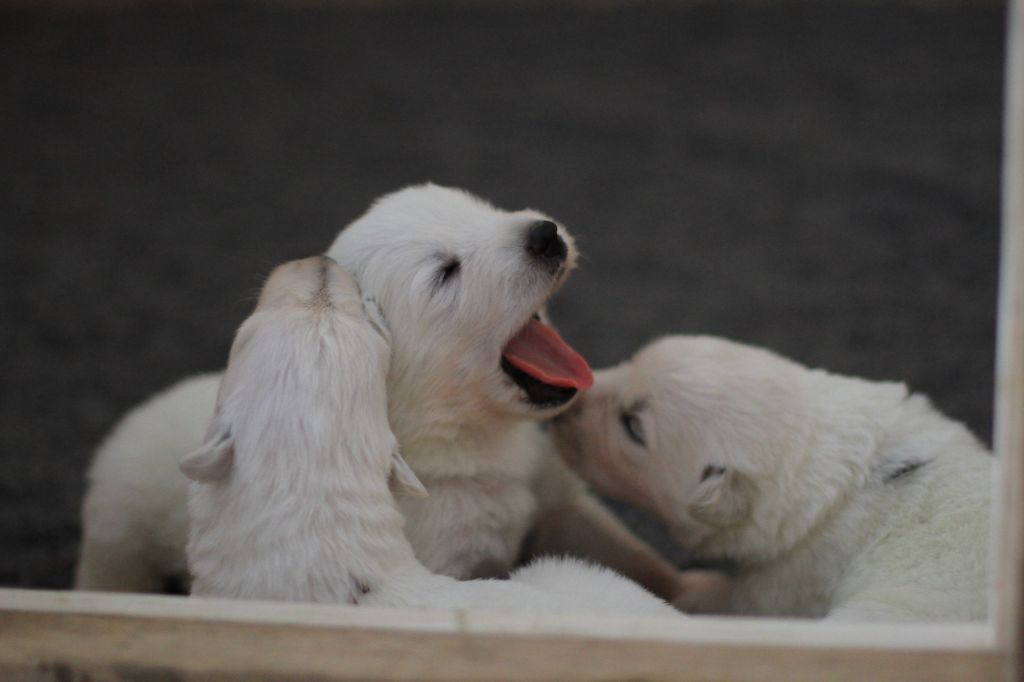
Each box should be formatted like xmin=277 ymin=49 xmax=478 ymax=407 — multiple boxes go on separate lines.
xmin=670 ymin=569 xmax=734 ymax=615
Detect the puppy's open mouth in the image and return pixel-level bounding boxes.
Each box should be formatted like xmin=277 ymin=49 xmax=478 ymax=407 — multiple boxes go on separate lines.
xmin=501 ymin=315 xmax=594 ymax=408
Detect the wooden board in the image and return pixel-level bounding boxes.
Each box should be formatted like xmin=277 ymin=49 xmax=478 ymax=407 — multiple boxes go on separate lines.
xmin=0 ymin=589 xmax=1002 ymax=682
xmin=996 ymin=0 xmax=1024 ymax=678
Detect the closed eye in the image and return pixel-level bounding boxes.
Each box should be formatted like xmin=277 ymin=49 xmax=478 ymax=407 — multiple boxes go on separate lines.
xmin=433 ymin=259 xmax=460 ymax=291
xmin=620 ymin=411 xmax=646 ymax=447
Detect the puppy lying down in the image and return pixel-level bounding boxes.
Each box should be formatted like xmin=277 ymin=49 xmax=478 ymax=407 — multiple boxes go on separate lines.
xmin=183 ymin=256 xmax=675 ymax=616
xmin=554 ymin=335 xmax=991 ymax=622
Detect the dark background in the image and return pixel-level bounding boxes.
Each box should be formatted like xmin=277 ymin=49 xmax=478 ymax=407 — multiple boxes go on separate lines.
xmin=0 ymin=1 xmax=1004 ymax=587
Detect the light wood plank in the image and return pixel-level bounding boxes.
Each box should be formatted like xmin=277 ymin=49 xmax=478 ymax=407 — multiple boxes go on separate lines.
xmin=0 ymin=588 xmax=994 ymax=650
xmin=996 ymin=0 xmax=1024 ymax=680
xmin=0 ymin=593 xmax=1003 ymax=682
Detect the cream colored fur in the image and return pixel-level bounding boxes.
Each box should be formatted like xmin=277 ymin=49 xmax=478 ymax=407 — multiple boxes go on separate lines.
xmin=76 ymin=185 xmax=685 ymax=605
xmin=75 ymin=374 xmax=214 ymax=592
xmin=184 ymin=256 xmax=675 ymax=617
xmin=554 ymin=335 xmax=992 ymax=622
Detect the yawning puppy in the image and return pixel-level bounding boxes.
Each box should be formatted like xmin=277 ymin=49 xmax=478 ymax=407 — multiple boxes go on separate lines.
xmin=554 ymin=335 xmax=992 ymax=622
xmin=76 ymin=185 xmax=685 ymax=607
xmin=184 ymin=255 xmax=675 ymax=618
xmin=326 ymin=185 xmax=676 ymax=588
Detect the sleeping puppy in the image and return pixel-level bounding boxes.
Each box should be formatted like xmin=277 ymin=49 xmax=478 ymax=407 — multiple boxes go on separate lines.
xmin=553 ymin=335 xmax=992 ymax=622
xmin=77 ymin=185 xmax=686 ymax=608
xmin=184 ymin=255 xmax=676 ymax=618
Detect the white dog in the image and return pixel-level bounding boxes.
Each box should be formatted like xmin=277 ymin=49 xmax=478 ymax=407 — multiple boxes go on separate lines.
xmin=184 ymin=255 xmax=675 ymax=618
xmin=77 ymin=185 xmax=689 ymax=606
xmin=553 ymin=335 xmax=992 ymax=622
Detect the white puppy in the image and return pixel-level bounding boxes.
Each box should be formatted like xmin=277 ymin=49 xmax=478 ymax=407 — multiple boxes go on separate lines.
xmin=553 ymin=335 xmax=992 ymax=622
xmin=184 ymin=255 xmax=675 ymax=618
xmin=77 ymin=185 xmax=687 ymax=606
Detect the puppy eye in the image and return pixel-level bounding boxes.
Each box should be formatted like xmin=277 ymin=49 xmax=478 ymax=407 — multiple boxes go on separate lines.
xmin=434 ymin=259 xmax=460 ymax=289
xmin=620 ymin=412 xmax=645 ymax=447
xmin=701 ymin=465 xmax=726 ymax=482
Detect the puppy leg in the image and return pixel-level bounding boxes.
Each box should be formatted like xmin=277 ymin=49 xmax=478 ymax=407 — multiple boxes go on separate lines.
xmin=76 ymin=373 xmax=217 ymax=593
xmin=523 ymin=487 xmax=684 ymax=605
xmin=526 ymin=452 xmax=691 ymax=604
xmin=671 ymin=569 xmax=735 ymax=614
xmin=75 ymin=483 xmax=190 ymax=593
xmin=75 ymin=536 xmax=164 ymax=593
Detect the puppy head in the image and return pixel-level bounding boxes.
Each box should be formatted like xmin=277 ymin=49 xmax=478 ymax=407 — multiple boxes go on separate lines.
xmin=180 ymin=256 xmax=425 ymax=496
xmin=327 ymin=184 xmax=593 ymax=442
xmin=554 ymin=336 xmax=898 ymax=563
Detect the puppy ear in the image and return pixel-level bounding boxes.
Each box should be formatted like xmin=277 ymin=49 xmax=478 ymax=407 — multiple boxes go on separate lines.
xmin=363 ymin=296 xmax=391 ymax=344
xmin=686 ymin=466 xmax=751 ymax=528
xmin=389 ymin=447 xmax=428 ymax=497
xmin=180 ymin=424 xmax=235 ymax=483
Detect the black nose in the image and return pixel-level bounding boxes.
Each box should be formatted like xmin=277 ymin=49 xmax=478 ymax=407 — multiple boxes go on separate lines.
xmin=526 ymin=220 xmax=567 ymax=263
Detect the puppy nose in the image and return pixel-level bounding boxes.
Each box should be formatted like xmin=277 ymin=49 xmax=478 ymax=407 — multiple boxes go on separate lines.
xmin=526 ymin=220 xmax=567 ymax=263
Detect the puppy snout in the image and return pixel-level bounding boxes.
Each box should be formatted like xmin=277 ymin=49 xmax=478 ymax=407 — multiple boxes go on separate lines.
xmin=526 ymin=220 xmax=567 ymax=264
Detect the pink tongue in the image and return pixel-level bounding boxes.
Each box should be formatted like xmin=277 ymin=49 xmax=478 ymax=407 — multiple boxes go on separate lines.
xmin=502 ymin=319 xmax=594 ymax=390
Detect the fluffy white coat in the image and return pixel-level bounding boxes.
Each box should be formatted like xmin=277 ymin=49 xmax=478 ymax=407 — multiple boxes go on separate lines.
xmin=184 ymin=256 xmax=675 ymax=617
xmin=554 ymin=335 xmax=992 ymax=621
xmin=76 ymin=185 xmax=684 ymax=605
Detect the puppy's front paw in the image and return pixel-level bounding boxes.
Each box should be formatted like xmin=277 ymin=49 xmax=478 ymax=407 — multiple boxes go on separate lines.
xmin=670 ymin=570 xmax=735 ymax=615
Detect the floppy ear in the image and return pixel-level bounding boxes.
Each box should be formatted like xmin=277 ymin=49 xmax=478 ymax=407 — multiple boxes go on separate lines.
xmin=363 ymin=296 xmax=391 ymax=344
xmin=686 ymin=466 xmax=751 ymax=528
xmin=389 ymin=447 xmax=428 ymax=497
xmin=180 ymin=423 xmax=235 ymax=483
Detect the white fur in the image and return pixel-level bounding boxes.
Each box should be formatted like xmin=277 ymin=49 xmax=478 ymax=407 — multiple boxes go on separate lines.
xmin=185 ymin=256 xmax=674 ymax=617
xmin=76 ymin=184 xmax=638 ymax=594
xmin=554 ymin=335 xmax=992 ymax=621
xmin=75 ymin=373 xmax=215 ymax=591
xmin=326 ymin=184 xmax=587 ymax=579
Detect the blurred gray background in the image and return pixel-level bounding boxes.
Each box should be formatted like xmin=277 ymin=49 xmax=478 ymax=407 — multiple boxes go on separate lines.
xmin=0 ymin=1 xmax=1004 ymax=587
